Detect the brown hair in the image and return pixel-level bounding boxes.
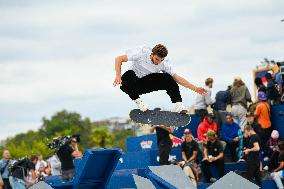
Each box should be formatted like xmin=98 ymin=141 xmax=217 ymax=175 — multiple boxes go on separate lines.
xmin=152 ymin=44 xmax=168 ymax=58
xmin=205 ymin=78 xmax=214 ymax=86
xmin=244 ymin=124 xmax=253 ymax=132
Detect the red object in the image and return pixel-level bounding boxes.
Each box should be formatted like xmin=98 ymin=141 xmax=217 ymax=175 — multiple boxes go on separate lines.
xmin=197 ymin=118 xmax=217 ymax=142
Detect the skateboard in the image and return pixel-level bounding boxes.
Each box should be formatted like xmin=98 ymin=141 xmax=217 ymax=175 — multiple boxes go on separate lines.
xmin=129 ymin=108 xmax=191 ymax=127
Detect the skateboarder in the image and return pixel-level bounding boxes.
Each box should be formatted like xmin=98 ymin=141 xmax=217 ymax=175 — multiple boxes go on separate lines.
xmin=113 ymin=44 xmax=206 ymax=112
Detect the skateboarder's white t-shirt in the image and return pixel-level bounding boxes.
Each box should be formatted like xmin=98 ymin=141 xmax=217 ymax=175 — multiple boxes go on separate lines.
xmin=126 ymin=46 xmax=175 ymax=78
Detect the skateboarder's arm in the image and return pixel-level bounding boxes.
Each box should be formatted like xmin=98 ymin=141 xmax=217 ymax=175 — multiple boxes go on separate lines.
xmin=113 ymin=55 xmax=128 ymax=86
xmin=172 ymin=74 xmax=207 ymax=95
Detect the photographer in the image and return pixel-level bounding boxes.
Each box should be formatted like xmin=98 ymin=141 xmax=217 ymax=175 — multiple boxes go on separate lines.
xmin=9 ymin=155 xmax=38 ymax=189
xmin=53 ymin=135 xmax=81 ymax=181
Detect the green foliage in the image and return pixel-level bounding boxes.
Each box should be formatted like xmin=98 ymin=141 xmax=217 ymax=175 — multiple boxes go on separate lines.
xmin=3 ymin=110 xmax=135 ymax=159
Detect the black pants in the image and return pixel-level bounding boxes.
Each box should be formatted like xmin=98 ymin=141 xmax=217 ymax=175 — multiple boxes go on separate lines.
xmin=201 ymin=159 xmax=224 ymax=182
xmin=158 ymin=140 xmax=172 ymax=165
xmin=3 ymin=179 xmax=12 ymax=189
xmin=213 ymin=110 xmax=226 ymax=135
xmin=195 ymin=109 xmax=208 ymax=121
xmin=267 ymin=150 xmax=280 ymax=171
xmin=261 ymin=127 xmax=272 ymax=149
xmin=120 ymin=70 xmax=182 ymax=102
xmin=226 ymin=141 xmax=239 ymax=162
xmin=247 ymin=161 xmax=261 ymax=186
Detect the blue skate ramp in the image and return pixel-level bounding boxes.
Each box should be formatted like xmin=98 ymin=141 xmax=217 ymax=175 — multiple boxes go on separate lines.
xmin=45 ymin=148 xmax=122 ymax=189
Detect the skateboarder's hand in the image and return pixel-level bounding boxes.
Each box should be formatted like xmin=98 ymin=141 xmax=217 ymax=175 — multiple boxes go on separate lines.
xmin=233 ymin=137 xmax=239 ymax=142
xmin=113 ymin=75 xmax=122 ymax=87
xmin=195 ymin=87 xmax=207 ymax=95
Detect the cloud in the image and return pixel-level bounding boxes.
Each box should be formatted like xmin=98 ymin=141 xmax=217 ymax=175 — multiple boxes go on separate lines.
xmin=0 ymin=0 xmax=284 ymax=139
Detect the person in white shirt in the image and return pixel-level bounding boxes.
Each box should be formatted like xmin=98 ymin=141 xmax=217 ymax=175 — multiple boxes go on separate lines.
xmin=113 ymin=44 xmax=206 ymax=112
xmin=47 ymin=154 xmax=61 ymax=176
xmin=195 ymin=78 xmax=215 ymax=121
xmin=35 ymin=155 xmax=47 ymax=177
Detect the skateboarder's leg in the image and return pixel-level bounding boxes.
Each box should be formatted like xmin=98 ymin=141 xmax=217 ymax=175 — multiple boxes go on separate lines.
xmin=120 ymin=70 xmax=140 ymax=100
xmin=139 ymin=73 xmax=182 ymax=103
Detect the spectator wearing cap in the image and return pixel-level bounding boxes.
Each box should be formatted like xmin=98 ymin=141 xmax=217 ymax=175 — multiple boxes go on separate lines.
xmin=265 ymin=72 xmax=280 ymax=105
xmin=221 ymin=113 xmax=241 ymax=162
xmin=201 ymin=130 xmax=224 ymax=183
xmin=197 ymin=114 xmax=217 ymax=152
xmin=254 ymin=91 xmax=272 ymax=149
xmin=230 ymin=77 xmax=252 ymax=130
xmin=195 ymin=78 xmax=215 ymax=121
xmin=179 ymin=129 xmax=199 ymax=185
xmin=150 ymin=125 xmax=173 ymax=165
xmin=212 ymin=85 xmax=232 ymax=133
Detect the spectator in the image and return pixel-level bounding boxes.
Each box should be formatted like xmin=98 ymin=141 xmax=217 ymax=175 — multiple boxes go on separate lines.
xmin=213 ymin=85 xmax=232 ymax=133
xmin=254 ymin=77 xmax=266 ymax=94
xmin=246 ymin=112 xmax=262 ymax=138
xmin=271 ymin=141 xmax=284 ymax=189
xmin=221 ymin=113 xmax=241 ymax=162
xmin=266 ymin=130 xmax=280 ymax=157
xmin=263 ymin=130 xmax=280 ymax=171
xmin=179 ymin=129 xmax=199 ymax=185
xmin=265 ymin=72 xmax=280 ymax=105
xmin=35 ymin=155 xmax=47 ymax=177
xmin=150 ymin=125 xmax=173 ymax=165
xmin=71 ymin=138 xmax=83 ymax=159
xmin=201 ymin=131 xmax=224 ymax=183
xmin=197 ymin=114 xmax=217 ymax=151
xmin=0 ymin=150 xmax=12 ymax=189
xmin=47 ymin=153 xmax=61 ymax=176
xmin=254 ymin=91 xmax=272 ymax=149
xmin=9 ymin=155 xmax=38 ymax=189
xmin=195 ymin=78 xmax=215 ymax=121
xmin=243 ymin=125 xmax=261 ymax=187
xmin=230 ymin=77 xmax=252 ymax=130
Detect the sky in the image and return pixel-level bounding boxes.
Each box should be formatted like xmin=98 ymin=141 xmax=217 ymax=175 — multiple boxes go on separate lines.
xmin=0 ymin=0 xmax=284 ymax=140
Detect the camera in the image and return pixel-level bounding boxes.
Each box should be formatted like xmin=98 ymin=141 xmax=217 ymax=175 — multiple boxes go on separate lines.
xmin=47 ymin=134 xmax=80 ymax=151
xmin=8 ymin=157 xmax=29 ymax=175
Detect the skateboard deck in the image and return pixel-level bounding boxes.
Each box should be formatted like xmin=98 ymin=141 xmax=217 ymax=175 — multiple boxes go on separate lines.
xmin=129 ymin=109 xmax=191 ymax=127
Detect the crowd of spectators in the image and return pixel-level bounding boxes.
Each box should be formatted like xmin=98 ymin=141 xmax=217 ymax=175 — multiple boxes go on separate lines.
xmin=153 ymin=73 xmax=284 ymax=187
xmin=0 ymin=139 xmax=83 ymax=189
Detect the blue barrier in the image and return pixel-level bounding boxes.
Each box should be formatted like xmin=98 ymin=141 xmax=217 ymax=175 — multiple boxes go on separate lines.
xmin=45 ymin=148 xmax=122 ymax=189
xmin=271 ymin=105 xmax=284 ymax=139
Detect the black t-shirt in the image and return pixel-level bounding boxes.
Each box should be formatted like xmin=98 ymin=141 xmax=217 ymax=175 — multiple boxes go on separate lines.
xmin=278 ymin=152 xmax=284 ymax=163
xmin=155 ymin=127 xmax=171 ymax=144
xmin=12 ymin=160 xmax=35 ymax=180
xmin=181 ymin=140 xmax=198 ymax=160
xmin=205 ymin=140 xmax=224 ymax=157
xmin=56 ymin=145 xmax=75 ymax=171
xmin=247 ymin=134 xmax=261 ymax=162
